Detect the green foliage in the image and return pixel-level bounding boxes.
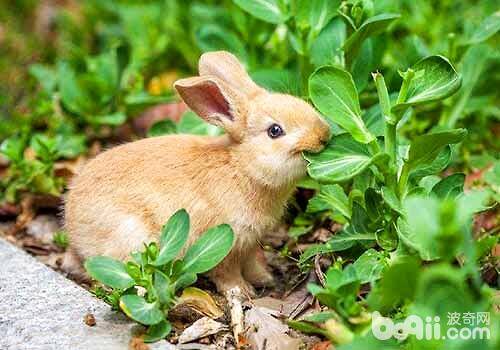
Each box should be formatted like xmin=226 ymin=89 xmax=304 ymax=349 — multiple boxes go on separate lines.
xmin=309 ymin=67 xmax=374 ymax=143
xmin=0 ymin=133 xmax=79 ymax=202
xmin=85 ymin=209 xmax=234 ymax=342
xmin=1 ymin=1 xmax=499 ymax=348
xmin=298 ymin=41 xmax=498 ymax=347
xmin=52 ymin=231 xmax=70 ymax=250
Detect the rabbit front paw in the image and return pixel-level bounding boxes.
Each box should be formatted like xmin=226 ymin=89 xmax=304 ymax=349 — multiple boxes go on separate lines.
xmin=216 ymin=277 xmax=256 ymax=298
xmin=243 ymin=265 xmax=275 ymax=288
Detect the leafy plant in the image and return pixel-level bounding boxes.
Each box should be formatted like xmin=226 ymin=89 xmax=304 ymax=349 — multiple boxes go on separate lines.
xmin=0 ymin=132 xmax=84 ymax=202
xmin=288 ymin=49 xmax=499 ymax=347
xmin=147 ymin=111 xmax=223 ymax=138
xmin=84 ymin=209 xmax=235 ymax=343
xmin=53 ymin=231 xmax=70 ymax=250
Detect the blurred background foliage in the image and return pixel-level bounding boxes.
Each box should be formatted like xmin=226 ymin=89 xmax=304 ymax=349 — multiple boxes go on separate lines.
xmin=0 ymin=0 xmax=498 ymax=201
xmin=0 ymin=1 xmax=498 ymax=348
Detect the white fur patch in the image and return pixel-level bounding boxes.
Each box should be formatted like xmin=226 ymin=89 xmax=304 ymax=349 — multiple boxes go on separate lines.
xmin=108 ymin=215 xmax=150 ymax=255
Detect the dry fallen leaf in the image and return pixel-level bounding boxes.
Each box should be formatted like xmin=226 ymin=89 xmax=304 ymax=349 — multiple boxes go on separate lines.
xmin=84 ymin=313 xmax=96 ymax=327
xmin=311 ymin=340 xmax=333 ymax=350
xmin=176 ymin=287 xmax=224 ymax=319
xmin=492 ymin=244 xmax=500 ymax=258
xmin=225 ymin=287 xmax=244 ymax=348
xmin=178 ymin=317 xmax=228 ymax=344
xmin=54 ymin=156 xmax=87 ymax=180
xmin=244 ymin=306 xmax=302 ymax=350
xmin=129 ymin=336 xmax=149 ymax=350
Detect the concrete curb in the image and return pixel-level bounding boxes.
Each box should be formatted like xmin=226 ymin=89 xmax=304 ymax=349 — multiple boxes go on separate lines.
xmin=0 ymin=239 xmax=173 ymax=350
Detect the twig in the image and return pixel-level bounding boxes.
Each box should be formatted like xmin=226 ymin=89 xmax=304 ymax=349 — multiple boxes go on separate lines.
xmin=225 ymin=287 xmax=244 ymax=349
xmin=314 ymin=254 xmax=326 ymax=287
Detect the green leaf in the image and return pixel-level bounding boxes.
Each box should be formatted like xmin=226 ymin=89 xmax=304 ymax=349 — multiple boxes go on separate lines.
xmin=84 ymin=256 xmax=135 ymax=290
xmin=329 ymin=228 xmax=376 ymax=251
xmin=303 ymin=311 xmax=338 ymax=323
xmin=343 ymin=13 xmax=400 ymax=65
xmin=309 ymin=66 xmax=374 ymax=143
xmin=0 ymin=136 xmax=26 ymax=162
xmin=367 ymin=256 xmax=420 ymax=314
xmin=119 ymin=295 xmax=164 ymax=325
xmin=310 ymin=184 xmax=351 ymax=218
xmin=196 ymin=25 xmax=248 ymax=64
xmin=466 ymin=11 xmax=500 ymax=45
xmin=177 ymin=111 xmax=223 ymax=136
xmin=147 ymin=120 xmax=177 ymax=137
xmin=431 ymin=173 xmax=465 ymax=200
xmin=91 ymin=112 xmax=127 ymax=126
xmin=144 ymin=320 xmax=172 ymax=343
xmin=444 ymin=44 xmax=492 ymax=128
xmin=410 ymin=264 xmax=485 ymax=343
xmin=304 ymin=134 xmax=373 ymax=182
xmin=288 ymin=320 xmax=328 ymax=337
xmin=295 ymin=0 xmax=340 ymax=34
xmin=57 ymin=62 xmax=93 ymax=115
xmin=325 ymin=264 xmax=360 ymax=294
xmin=457 ymin=190 xmax=490 ymax=219
xmin=29 ymin=64 xmax=57 ymax=94
xmin=86 ymin=50 xmax=119 ymax=101
xmin=484 ymin=161 xmax=500 ymax=188
xmin=31 ymin=134 xmax=58 ymax=162
xmin=233 ymin=0 xmax=288 ymax=24
xmin=310 ymin=18 xmax=346 ymax=67
xmin=55 ymin=134 xmax=87 ymax=159
xmin=153 ymin=271 xmax=172 ymax=305
xmin=381 ymin=186 xmax=402 ymax=214
xmin=125 ymin=92 xmax=173 ymax=106
xmin=351 ymin=39 xmax=374 ymax=92
xmin=173 ymin=272 xmax=197 ymax=291
xmin=251 ymin=69 xmax=301 ymax=96
xmin=400 ymin=194 xmax=469 ymax=261
xmin=155 ymin=209 xmax=190 ymax=266
xmin=392 ymin=56 xmax=462 ymax=114
xmin=405 ymin=129 xmax=467 ymax=170
xmin=408 ymin=146 xmax=451 ymax=182
xmin=376 ymin=225 xmax=398 ymax=252
xmin=181 ymin=224 xmax=235 ymax=274
xmin=364 ymin=188 xmax=383 ymax=222
xmin=299 ymin=227 xmax=375 ymax=265
xmin=351 ymin=249 xmax=387 ymax=284
xmin=398 ymin=197 xmax=440 ymax=260
xmin=350 ymin=203 xmax=371 ymax=235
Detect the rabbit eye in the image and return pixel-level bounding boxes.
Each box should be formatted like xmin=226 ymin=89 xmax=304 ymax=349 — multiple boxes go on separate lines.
xmin=267 ymin=123 xmax=285 ymax=139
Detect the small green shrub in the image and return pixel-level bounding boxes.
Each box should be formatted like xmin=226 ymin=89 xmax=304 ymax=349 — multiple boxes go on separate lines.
xmin=286 ymin=54 xmax=498 ymax=348
xmin=84 ymin=209 xmax=234 ymax=343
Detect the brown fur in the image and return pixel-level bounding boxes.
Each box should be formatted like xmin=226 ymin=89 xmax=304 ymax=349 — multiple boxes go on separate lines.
xmin=65 ymin=51 xmax=330 ymax=295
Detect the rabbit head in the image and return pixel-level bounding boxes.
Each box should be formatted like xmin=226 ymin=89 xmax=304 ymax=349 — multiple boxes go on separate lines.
xmin=174 ymin=51 xmax=330 ymax=188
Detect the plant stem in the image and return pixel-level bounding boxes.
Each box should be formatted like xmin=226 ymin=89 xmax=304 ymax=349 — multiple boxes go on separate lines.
xmin=384 ymin=122 xmax=397 ymax=167
xmin=372 ymin=72 xmax=397 ymax=184
xmin=398 ymin=164 xmax=410 ymax=199
xmin=396 ymin=68 xmax=415 ymax=104
xmin=372 ymin=72 xmax=393 ymax=123
xmin=395 ymin=69 xmax=416 ymax=199
xmin=369 ymin=139 xmax=381 ymax=154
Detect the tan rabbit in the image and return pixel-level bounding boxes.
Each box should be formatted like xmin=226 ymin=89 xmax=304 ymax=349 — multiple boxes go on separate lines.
xmin=65 ymin=51 xmax=330 ymax=295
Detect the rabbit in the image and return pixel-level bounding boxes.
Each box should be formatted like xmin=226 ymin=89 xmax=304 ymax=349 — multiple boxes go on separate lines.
xmin=64 ymin=51 xmax=330 ymax=296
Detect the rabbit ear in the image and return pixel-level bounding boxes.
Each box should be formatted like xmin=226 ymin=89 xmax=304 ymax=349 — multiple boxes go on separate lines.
xmin=199 ymin=51 xmax=265 ymax=98
xmin=174 ymin=76 xmax=248 ymax=141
